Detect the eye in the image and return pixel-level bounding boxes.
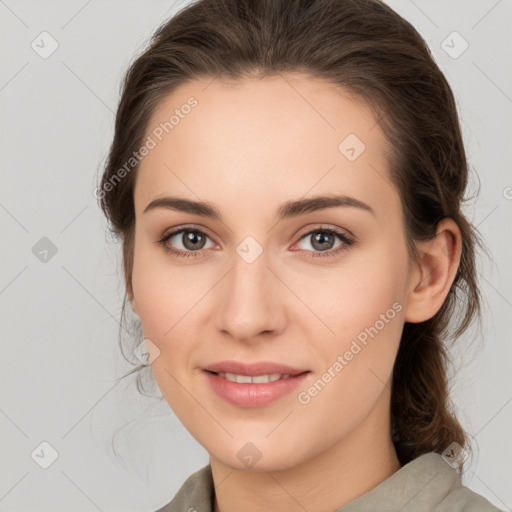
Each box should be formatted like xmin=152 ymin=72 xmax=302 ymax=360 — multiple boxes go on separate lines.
xmin=294 ymin=226 xmax=354 ymax=258
xmin=157 ymin=226 xmax=215 ymax=258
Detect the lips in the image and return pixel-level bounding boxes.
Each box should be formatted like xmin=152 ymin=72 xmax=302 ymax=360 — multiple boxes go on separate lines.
xmin=202 ymin=360 xmax=310 ymax=408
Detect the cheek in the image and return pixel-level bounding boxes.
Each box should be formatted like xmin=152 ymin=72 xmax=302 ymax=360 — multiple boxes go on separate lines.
xmin=296 ymin=257 xmax=406 ymax=436
xmin=310 ymin=242 xmax=408 ymax=385
xmin=309 ymin=244 xmax=408 ymax=333
xmin=131 ymin=236 xmax=201 ymax=339
xmin=131 ymin=243 xmax=202 ymax=413
xmin=131 ymin=249 xmax=170 ymax=339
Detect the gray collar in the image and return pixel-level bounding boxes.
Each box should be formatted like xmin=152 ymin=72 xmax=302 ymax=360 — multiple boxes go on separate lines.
xmin=156 ymin=452 xmax=501 ymax=512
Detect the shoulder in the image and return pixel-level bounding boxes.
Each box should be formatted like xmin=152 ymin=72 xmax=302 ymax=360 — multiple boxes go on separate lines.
xmin=154 ymin=465 xmax=214 ymax=512
xmin=418 ymin=453 xmax=503 ymax=512
xmin=428 ymin=453 xmax=504 ymax=512
xmin=340 ymin=452 xmax=503 ymax=511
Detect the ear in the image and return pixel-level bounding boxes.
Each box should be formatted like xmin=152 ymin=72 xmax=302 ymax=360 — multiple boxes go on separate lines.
xmin=404 ymin=218 xmax=462 ymax=323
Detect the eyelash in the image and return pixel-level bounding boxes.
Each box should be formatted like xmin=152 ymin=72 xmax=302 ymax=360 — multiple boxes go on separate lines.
xmin=156 ymin=225 xmax=355 ymax=259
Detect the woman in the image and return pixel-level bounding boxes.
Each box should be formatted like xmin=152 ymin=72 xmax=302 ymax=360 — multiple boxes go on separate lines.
xmin=97 ymin=0 xmax=502 ymax=510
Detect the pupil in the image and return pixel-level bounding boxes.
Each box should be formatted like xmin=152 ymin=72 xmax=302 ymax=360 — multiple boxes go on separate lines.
xmin=313 ymin=232 xmax=333 ymax=251
xmin=184 ymin=231 xmax=205 ymax=250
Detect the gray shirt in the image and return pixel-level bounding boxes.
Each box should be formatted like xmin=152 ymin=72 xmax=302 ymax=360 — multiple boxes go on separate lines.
xmin=155 ymin=452 xmax=503 ymax=511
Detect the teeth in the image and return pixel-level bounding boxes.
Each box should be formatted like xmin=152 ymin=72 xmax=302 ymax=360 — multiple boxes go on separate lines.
xmin=217 ymin=372 xmax=291 ymax=383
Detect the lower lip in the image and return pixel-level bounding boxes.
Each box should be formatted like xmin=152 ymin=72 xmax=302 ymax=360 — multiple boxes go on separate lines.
xmin=204 ymin=371 xmax=310 ymax=408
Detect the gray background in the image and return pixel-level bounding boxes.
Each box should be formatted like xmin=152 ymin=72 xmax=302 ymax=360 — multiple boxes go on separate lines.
xmin=1 ymin=0 xmax=511 ymax=510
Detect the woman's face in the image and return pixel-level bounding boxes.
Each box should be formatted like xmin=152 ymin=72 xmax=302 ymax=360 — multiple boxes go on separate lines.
xmin=131 ymin=74 xmax=414 ymax=471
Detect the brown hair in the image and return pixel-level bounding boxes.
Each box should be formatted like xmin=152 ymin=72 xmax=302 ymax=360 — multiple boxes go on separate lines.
xmin=98 ymin=0 xmax=483 ymax=472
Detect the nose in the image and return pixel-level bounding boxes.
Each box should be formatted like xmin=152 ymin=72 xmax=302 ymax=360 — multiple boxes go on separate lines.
xmin=213 ymin=250 xmax=287 ymax=343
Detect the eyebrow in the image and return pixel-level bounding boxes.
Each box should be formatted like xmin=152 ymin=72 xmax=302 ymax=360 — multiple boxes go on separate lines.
xmin=143 ymin=194 xmax=375 ymax=220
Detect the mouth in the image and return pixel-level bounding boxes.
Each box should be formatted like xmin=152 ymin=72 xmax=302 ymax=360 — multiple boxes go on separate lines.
xmin=202 ymin=361 xmax=311 ymax=408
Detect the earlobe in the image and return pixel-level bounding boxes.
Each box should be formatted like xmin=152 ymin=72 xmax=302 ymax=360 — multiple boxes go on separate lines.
xmin=404 ymin=218 xmax=462 ymax=323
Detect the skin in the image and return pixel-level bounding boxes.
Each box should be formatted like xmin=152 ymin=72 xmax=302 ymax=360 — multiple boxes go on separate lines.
xmin=129 ymin=73 xmax=461 ymax=512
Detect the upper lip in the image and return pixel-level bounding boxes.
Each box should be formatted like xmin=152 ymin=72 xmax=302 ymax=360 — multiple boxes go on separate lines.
xmin=203 ymin=360 xmax=309 ymax=376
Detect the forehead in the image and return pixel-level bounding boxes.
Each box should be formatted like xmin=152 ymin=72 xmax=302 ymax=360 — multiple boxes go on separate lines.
xmin=134 ymin=73 xmax=398 ymax=222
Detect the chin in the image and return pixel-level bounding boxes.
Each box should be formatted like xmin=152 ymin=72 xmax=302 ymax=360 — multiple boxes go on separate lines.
xmin=207 ymin=439 xmax=304 ymax=473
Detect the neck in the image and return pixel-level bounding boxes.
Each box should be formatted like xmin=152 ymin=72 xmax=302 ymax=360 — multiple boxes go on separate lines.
xmin=210 ymin=394 xmax=401 ymax=512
